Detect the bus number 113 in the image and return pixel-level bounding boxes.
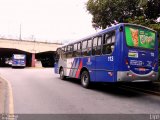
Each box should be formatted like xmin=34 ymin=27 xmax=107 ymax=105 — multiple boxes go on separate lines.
xmin=108 ymin=56 xmax=114 ymax=61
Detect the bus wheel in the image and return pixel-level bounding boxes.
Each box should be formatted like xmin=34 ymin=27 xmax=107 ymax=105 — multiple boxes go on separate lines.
xmin=81 ymin=71 xmax=90 ymax=88
xmin=60 ymin=68 xmax=66 ymax=80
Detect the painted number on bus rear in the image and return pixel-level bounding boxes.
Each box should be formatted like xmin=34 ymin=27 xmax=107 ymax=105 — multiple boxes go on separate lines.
xmin=108 ymin=56 xmax=113 ymax=61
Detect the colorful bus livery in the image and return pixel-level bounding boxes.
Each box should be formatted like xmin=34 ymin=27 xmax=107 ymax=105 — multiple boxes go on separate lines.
xmin=55 ymin=23 xmax=159 ymax=88
xmin=12 ymin=54 xmax=26 ymax=68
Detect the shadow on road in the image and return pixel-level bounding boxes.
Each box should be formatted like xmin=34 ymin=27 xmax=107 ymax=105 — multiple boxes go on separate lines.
xmin=62 ymin=78 xmax=146 ymax=98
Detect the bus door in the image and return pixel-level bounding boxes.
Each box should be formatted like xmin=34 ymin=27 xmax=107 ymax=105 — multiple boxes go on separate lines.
xmin=95 ymin=31 xmax=116 ymax=82
xmin=91 ymin=36 xmax=102 ymax=82
xmin=54 ymin=48 xmax=61 ymax=74
xmin=82 ymin=39 xmax=96 ymax=81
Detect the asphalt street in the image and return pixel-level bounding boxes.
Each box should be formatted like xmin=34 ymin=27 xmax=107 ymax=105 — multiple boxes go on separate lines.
xmin=0 ymin=68 xmax=160 ymax=114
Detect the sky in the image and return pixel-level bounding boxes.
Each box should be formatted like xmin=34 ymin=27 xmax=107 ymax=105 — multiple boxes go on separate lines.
xmin=0 ymin=0 xmax=96 ymax=43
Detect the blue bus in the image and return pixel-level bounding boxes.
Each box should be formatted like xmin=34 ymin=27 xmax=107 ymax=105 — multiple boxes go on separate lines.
xmin=54 ymin=23 xmax=159 ymax=88
xmin=12 ymin=54 xmax=26 ymax=68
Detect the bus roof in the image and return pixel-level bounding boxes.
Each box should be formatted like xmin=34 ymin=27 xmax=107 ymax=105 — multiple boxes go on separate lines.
xmin=59 ymin=23 xmax=157 ymax=48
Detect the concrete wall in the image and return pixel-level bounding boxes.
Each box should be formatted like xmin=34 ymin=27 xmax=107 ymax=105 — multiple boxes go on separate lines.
xmin=0 ymin=38 xmax=62 ymax=53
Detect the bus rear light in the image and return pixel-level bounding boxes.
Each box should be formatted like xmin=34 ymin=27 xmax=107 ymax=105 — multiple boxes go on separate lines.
xmin=151 ymin=73 xmax=156 ymax=77
xmin=139 ymin=68 xmax=146 ymax=71
xmin=125 ymin=59 xmax=129 ymax=65
xmin=127 ymin=73 xmax=133 ymax=77
xmin=153 ymin=62 xmax=157 ymax=68
xmin=108 ymin=72 xmax=113 ymax=76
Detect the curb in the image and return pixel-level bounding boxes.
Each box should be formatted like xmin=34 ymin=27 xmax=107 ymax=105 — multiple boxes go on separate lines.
xmin=26 ymin=67 xmax=44 ymax=69
xmin=0 ymin=77 xmax=14 ymax=114
xmin=0 ymin=77 xmax=6 ymax=113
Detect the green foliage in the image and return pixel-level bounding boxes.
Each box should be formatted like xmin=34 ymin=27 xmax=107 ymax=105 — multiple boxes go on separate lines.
xmin=86 ymin=0 xmax=160 ymax=29
xmin=125 ymin=16 xmax=160 ymax=33
xmin=145 ymin=0 xmax=160 ymax=19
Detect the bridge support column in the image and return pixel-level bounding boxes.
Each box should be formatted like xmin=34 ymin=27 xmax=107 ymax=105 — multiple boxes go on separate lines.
xmin=31 ymin=53 xmax=35 ymax=67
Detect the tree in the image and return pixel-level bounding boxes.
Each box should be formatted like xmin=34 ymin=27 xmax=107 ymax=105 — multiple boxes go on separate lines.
xmin=145 ymin=0 xmax=160 ymax=19
xmin=86 ymin=0 xmax=143 ymax=29
xmin=86 ymin=0 xmax=160 ymax=29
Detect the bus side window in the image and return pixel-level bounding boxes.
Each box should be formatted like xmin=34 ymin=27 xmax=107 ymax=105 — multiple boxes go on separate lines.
xmin=77 ymin=42 xmax=81 ymax=57
xmin=87 ymin=39 xmax=92 ymax=56
xmin=92 ymin=37 xmax=98 ymax=56
xmin=73 ymin=43 xmax=78 ymax=57
xmin=92 ymin=36 xmax=102 ymax=56
xmin=111 ymin=32 xmax=115 ymax=51
xmin=96 ymin=37 xmax=102 ymax=55
xmin=82 ymin=40 xmax=88 ymax=56
xmin=61 ymin=47 xmax=66 ymax=59
xmin=66 ymin=45 xmax=73 ymax=58
xmin=102 ymin=31 xmax=115 ymax=54
xmin=55 ymin=48 xmax=61 ymax=62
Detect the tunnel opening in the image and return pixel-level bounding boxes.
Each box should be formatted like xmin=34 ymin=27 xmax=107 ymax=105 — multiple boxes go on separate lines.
xmin=0 ymin=48 xmax=56 ymax=68
xmin=35 ymin=51 xmax=56 ymax=67
xmin=0 ymin=48 xmax=32 ymax=67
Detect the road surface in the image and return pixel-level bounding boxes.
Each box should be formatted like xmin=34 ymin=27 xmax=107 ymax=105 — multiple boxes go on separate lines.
xmin=0 ymin=68 xmax=160 ymax=114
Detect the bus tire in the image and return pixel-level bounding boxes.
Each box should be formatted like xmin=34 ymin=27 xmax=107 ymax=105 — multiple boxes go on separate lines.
xmin=81 ymin=71 xmax=90 ymax=88
xmin=60 ymin=68 xmax=66 ymax=80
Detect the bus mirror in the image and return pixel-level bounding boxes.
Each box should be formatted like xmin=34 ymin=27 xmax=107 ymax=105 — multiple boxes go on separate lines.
xmin=119 ymin=26 xmax=123 ymax=32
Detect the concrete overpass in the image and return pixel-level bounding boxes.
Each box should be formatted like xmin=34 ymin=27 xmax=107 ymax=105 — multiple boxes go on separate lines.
xmin=0 ymin=38 xmax=62 ymax=67
xmin=0 ymin=38 xmax=61 ymax=53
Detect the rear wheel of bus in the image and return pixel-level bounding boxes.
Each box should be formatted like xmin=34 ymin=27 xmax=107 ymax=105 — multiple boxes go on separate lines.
xmin=81 ymin=71 xmax=91 ymax=88
xmin=60 ymin=68 xmax=66 ymax=80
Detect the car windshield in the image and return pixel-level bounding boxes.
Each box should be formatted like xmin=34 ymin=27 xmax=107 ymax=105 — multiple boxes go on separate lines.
xmin=125 ymin=25 xmax=156 ymax=50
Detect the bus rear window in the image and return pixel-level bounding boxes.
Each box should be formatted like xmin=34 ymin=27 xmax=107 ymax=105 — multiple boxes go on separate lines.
xmin=125 ymin=26 xmax=156 ymax=49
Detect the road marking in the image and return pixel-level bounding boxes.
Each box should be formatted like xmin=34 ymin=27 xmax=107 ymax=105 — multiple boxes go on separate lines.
xmin=6 ymin=79 xmax=14 ymax=114
xmin=0 ymin=76 xmax=14 ymax=114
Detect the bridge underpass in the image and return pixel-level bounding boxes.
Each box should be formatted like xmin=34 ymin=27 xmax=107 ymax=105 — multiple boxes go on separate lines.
xmin=35 ymin=51 xmax=55 ymax=67
xmin=0 ymin=38 xmax=61 ymax=67
xmin=0 ymin=48 xmax=56 ymax=67
xmin=0 ymin=48 xmax=32 ymax=67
